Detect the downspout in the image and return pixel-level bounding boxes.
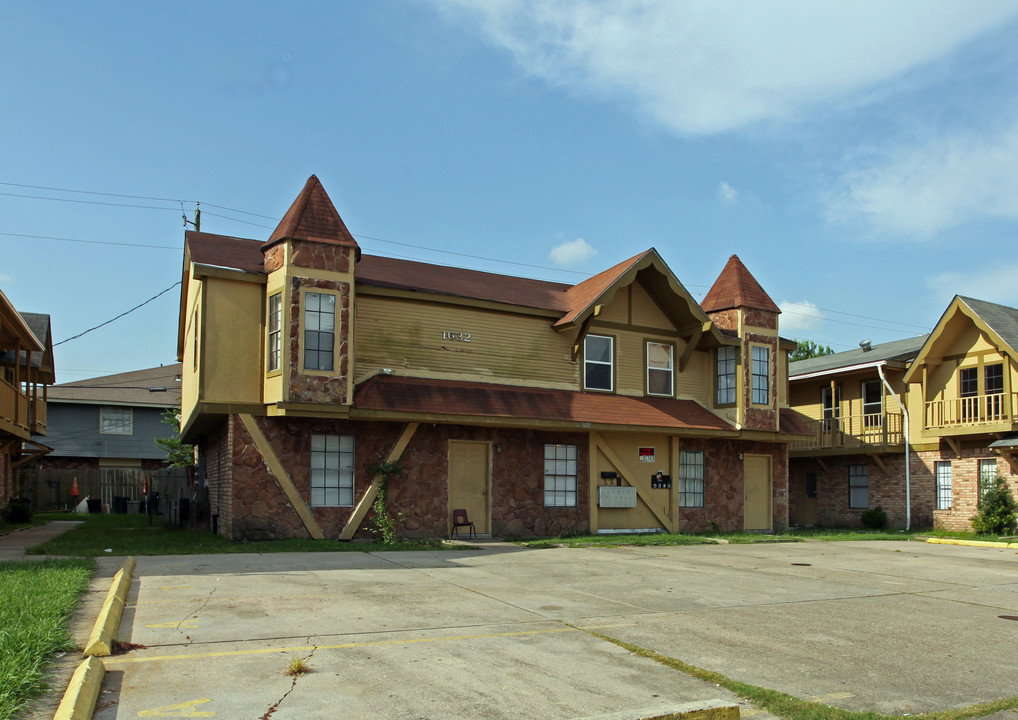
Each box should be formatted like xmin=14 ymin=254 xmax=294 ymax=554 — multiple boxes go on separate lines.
xmin=877 ymin=363 xmax=910 ymax=530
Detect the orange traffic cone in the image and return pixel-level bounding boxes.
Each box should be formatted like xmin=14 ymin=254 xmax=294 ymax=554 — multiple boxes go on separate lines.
xmin=143 ymin=477 xmax=148 ymax=494
xmin=71 ymin=478 xmax=79 ymax=497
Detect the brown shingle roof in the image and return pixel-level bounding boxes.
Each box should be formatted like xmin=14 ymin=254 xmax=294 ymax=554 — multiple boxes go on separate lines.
xmin=554 ymin=251 xmax=649 ymax=327
xmin=778 ymin=408 xmax=815 ymax=437
xmin=49 ymin=364 xmax=182 ymax=407
xmin=187 ymin=231 xmax=265 ymax=274
xmin=701 ymin=255 xmax=780 ymax=314
xmin=265 ymin=175 xmax=359 ymax=254
xmin=354 ymin=375 xmax=736 ymax=432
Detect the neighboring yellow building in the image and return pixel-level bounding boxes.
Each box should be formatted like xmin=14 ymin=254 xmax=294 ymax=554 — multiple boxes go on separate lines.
xmin=0 ymin=290 xmax=54 ymax=508
xmin=789 ymin=296 xmax=1018 ymax=531
xmin=177 ymin=175 xmax=808 ymax=541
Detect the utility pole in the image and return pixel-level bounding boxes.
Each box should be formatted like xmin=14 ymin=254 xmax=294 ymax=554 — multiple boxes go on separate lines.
xmin=182 ymin=202 xmax=201 ymax=232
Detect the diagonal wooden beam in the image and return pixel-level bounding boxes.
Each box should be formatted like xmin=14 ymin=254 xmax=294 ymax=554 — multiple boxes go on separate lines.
xmin=239 ymin=414 xmax=324 ymax=540
xmin=870 ymin=454 xmax=888 ymax=476
xmin=944 ymin=436 xmax=962 ymax=458
xmin=571 ymin=305 xmax=603 ymax=361
xmin=814 ymin=457 xmax=830 ymax=475
xmin=340 ymin=422 xmax=420 ymax=541
xmin=679 ymin=322 xmax=710 ymax=372
xmin=997 ymin=450 xmax=1018 ymax=476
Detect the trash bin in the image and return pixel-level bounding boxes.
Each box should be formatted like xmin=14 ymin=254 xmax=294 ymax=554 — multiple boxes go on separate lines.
xmin=86 ymin=498 xmax=102 ymax=514
xmin=113 ymin=496 xmax=129 ymax=514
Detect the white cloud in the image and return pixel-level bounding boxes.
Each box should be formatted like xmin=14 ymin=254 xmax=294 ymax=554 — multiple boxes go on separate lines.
xmin=549 ymin=237 xmax=597 ymax=266
xmin=718 ymin=181 xmax=738 ymax=204
xmin=827 ymin=123 xmax=1018 ymax=237
xmin=927 ymin=262 xmax=1018 ymax=307
xmin=427 ymin=0 xmax=1017 ymax=135
xmin=779 ymin=300 xmax=825 ymax=335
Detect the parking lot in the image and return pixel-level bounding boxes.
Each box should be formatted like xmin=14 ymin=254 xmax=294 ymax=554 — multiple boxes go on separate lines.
xmin=80 ymin=540 xmax=1018 ymax=719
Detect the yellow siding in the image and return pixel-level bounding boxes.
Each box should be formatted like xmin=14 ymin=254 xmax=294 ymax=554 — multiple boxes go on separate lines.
xmin=629 ymin=282 xmax=672 ymax=329
xmin=180 ymin=277 xmax=201 ymax=423
xmin=355 ymin=295 xmax=577 ymax=387
xmin=202 ymin=278 xmax=263 ymax=404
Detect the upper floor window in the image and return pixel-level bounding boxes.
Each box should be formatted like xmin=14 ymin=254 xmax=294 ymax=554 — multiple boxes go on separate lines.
xmin=862 ymin=380 xmax=882 ymax=428
xmin=303 ymin=292 xmax=335 ymax=372
xmin=985 ymin=363 xmax=1004 ymax=394
xmin=751 ymin=345 xmax=770 ymax=405
xmin=646 ymin=342 xmax=673 ymax=396
xmin=267 ymin=293 xmax=282 ymax=373
xmin=100 ymin=406 xmax=133 ymax=435
xmin=959 ymin=367 xmax=978 ymax=397
xmin=584 ymin=335 xmax=613 ymax=392
xmin=716 ymin=347 xmax=736 ymax=406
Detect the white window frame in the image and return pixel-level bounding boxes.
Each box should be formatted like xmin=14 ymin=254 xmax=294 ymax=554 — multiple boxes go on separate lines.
xmin=646 ymin=341 xmax=674 ymax=397
xmin=935 ymin=461 xmax=952 ymax=510
xmin=100 ymin=406 xmax=133 ymax=435
xmin=267 ymin=292 xmax=282 ymax=373
xmin=310 ymin=434 xmax=354 ymax=507
xmin=751 ymin=345 xmax=770 ymax=405
xmin=544 ymin=444 xmax=577 ymax=507
xmin=848 ymin=464 xmax=868 ymax=509
xmin=303 ymin=291 xmax=336 ymax=373
xmin=978 ymin=459 xmax=997 ymax=506
xmin=716 ymin=346 xmax=736 ymax=406
xmin=678 ymin=450 xmax=704 ymax=508
xmin=583 ymin=335 xmax=614 ymax=392
xmin=862 ymin=380 xmax=883 ymax=428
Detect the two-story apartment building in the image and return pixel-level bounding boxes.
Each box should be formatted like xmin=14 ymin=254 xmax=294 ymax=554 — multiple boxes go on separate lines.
xmin=0 ymin=291 xmax=54 ymax=508
xmin=789 ymin=296 xmax=1018 ymax=531
xmin=177 ymin=175 xmax=808 ymax=541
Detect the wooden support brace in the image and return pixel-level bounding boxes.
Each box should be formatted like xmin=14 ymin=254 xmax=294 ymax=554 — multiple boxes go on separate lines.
xmin=870 ymin=454 xmax=888 ymax=476
xmin=571 ymin=305 xmax=602 ymax=361
xmin=591 ymin=432 xmax=676 ymax=533
xmin=239 ymin=414 xmax=324 ymax=540
xmin=678 ymin=322 xmax=711 ymax=372
xmin=814 ymin=457 xmax=830 ymax=475
xmin=997 ymin=450 xmax=1018 ymax=476
xmin=340 ymin=422 xmax=419 ymax=541
xmin=944 ymin=436 xmax=962 ymax=458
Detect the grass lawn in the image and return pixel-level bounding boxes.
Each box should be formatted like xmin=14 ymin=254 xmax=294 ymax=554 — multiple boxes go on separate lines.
xmin=26 ymin=512 xmax=446 ymax=556
xmin=0 ymin=558 xmax=94 ymax=720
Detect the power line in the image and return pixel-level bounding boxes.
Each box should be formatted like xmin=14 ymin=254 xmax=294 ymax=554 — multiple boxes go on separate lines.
xmin=0 ymin=231 xmax=178 ymax=250
xmin=0 ymin=190 xmax=184 ymax=212
xmin=55 ymin=283 xmax=181 ymax=347
xmin=0 ymin=181 xmax=195 ymax=204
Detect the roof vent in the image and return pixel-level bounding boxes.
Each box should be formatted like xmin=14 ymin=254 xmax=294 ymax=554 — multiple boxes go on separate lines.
xmin=859 ymin=339 xmax=872 ymax=352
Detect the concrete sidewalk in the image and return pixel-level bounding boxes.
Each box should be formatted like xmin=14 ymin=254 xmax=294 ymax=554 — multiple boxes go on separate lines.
xmin=0 ymin=520 xmax=81 ymax=561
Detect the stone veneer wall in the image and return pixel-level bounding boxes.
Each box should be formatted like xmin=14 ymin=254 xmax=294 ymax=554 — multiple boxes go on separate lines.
xmin=743 ymin=331 xmax=778 ymax=431
xmin=288 ymin=277 xmax=350 ymax=405
xmin=743 ymin=308 xmax=777 ymax=330
xmin=676 ymin=439 xmax=789 ymax=532
xmin=220 ymin=416 xmax=589 ymax=541
xmin=290 ymin=241 xmax=352 ymax=273
xmin=789 ymin=453 xmax=937 ymax=529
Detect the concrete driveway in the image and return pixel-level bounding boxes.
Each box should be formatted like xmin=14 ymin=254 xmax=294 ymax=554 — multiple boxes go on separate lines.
xmin=82 ymin=540 xmax=1018 ymax=719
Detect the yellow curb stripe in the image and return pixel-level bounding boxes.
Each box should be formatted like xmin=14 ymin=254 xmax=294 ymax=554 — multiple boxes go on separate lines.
xmin=84 ymin=556 xmax=136 ymax=657
xmin=926 ymin=538 xmax=1012 ymax=548
xmin=105 ymin=625 xmax=583 ymax=665
xmin=54 ymin=656 xmax=105 ymax=720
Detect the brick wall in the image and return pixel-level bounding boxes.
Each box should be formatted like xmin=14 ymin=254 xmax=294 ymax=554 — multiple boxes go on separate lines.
xmin=922 ymin=447 xmax=1018 ymax=532
xmin=203 ymin=419 xmax=234 ymax=538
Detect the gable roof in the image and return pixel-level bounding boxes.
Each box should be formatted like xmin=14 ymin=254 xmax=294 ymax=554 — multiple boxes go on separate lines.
xmin=701 ymin=255 xmax=780 ymax=314
xmin=264 ymin=175 xmax=360 ymax=256
xmin=187 ymin=231 xmax=265 ymax=274
xmin=904 ymin=296 xmax=1018 ymax=383
xmin=789 ymin=335 xmax=928 ymax=380
xmin=48 ymin=363 xmax=182 ymax=407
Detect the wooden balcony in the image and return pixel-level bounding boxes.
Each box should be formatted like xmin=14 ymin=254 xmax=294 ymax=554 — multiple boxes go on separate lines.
xmin=30 ymin=395 xmax=47 ymax=435
xmin=790 ymin=412 xmax=904 ymax=454
xmin=0 ymin=377 xmax=31 ymax=438
xmin=924 ymin=392 xmax=1016 ymax=432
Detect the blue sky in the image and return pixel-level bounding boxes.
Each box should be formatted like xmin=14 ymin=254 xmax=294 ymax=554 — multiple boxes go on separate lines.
xmin=3 ymin=1 xmax=1018 ymax=382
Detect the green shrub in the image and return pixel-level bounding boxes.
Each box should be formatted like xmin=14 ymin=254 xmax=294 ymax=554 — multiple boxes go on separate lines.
xmin=860 ymin=506 xmax=887 ymax=529
xmin=971 ymin=478 xmax=1017 ymax=536
xmin=1 ymin=498 xmax=32 ymax=524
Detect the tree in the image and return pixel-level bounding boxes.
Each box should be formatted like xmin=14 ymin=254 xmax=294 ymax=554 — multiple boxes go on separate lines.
xmin=790 ymin=339 xmax=834 ymax=362
xmin=970 ymin=477 xmax=1017 ymax=536
xmin=154 ymin=408 xmax=195 ymax=469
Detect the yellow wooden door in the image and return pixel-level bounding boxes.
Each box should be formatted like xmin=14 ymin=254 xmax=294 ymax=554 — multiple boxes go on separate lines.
xmin=448 ymin=441 xmax=490 ymax=534
xmin=743 ymin=455 xmax=772 ymax=531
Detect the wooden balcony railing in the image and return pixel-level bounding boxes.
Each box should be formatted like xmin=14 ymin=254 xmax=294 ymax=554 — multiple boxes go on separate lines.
xmin=924 ymin=392 xmax=1016 ymax=430
xmin=790 ymin=412 xmax=904 ymax=451
xmin=30 ymin=395 xmax=47 ymax=434
xmin=0 ymin=377 xmax=31 ymax=434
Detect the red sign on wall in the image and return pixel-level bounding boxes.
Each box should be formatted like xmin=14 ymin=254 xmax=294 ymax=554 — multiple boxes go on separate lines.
xmin=639 ymin=447 xmax=655 ymax=463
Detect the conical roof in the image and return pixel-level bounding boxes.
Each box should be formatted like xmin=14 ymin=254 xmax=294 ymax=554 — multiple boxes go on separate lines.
xmin=264 ymin=175 xmax=359 ymax=253
xmin=701 ymin=255 xmax=779 ymax=314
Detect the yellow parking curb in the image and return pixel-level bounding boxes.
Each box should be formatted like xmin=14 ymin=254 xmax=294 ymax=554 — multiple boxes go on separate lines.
xmin=53 ymin=656 xmax=104 ymax=720
xmin=83 ymin=556 xmax=136 ymax=657
xmin=926 ymin=538 xmax=1015 ymax=549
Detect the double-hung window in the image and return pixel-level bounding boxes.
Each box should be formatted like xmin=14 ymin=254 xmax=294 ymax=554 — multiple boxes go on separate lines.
xmin=267 ymin=293 xmax=282 ymax=373
xmin=848 ymin=464 xmax=868 ymax=509
xmin=310 ymin=434 xmax=354 ymax=507
xmin=544 ymin=444 xmax=577 ymax=507
xmin=751 ymin=346 xmax=770 ymax=405
xmin=716 ymin=347 xmax=736 ymax=405
xmin=978 ymin=459 xmax=997 ymax=506
xmin=821 ymin=385 xmax=841 ymax=433
xmin=100 ymin=406 xmax=133 ymax=435
xmin=646 ymin=342 xmax=673 ymax=396
xmin=584 ymin=335 xmax=613 ymax=392
xmin=678 ymin=450 xmax=704 ymax=508
xmin=303 ymin=292 xmax=335 ymax=372
xmin=935 ymin=461 xmax=952 ymax=510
